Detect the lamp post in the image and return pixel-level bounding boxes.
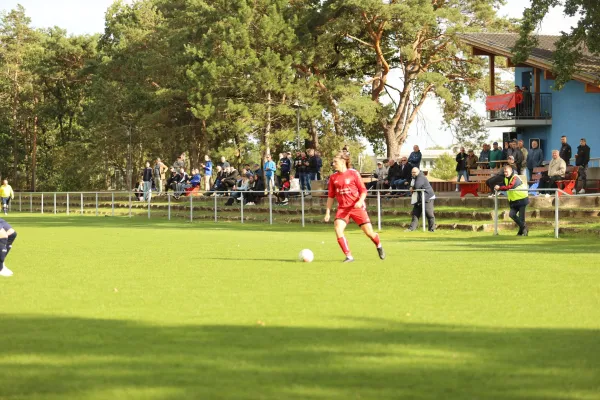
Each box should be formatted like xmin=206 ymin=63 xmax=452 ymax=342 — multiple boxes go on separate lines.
xmin=291 ymin=101 xmax=301 ymax=149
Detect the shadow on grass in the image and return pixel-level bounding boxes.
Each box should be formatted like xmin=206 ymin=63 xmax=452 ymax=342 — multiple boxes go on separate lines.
xmin=392 ymin=233 xmax=600 ymax=254
xmin=1 ymin=315 xmax=599 ymax=399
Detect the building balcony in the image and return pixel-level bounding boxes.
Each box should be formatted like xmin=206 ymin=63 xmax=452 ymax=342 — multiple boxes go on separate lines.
xmin=486 ymin=93 xmax=552 ymax=128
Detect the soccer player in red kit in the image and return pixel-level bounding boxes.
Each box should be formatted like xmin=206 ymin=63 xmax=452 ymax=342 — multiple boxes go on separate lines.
xmin=324 ymin=152 xmax=385 ymax=262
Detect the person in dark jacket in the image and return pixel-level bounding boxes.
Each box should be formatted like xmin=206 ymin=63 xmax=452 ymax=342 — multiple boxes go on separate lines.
xmin=221 ymin=167 xmax=239 ymax=192
xmin=307 ymin=149 xmax=319 ymax=181
xmin=574 ymin=138 xmax=591 ymax=194
xmin=559 ymin=135 xmax=572 ymax=166
xmin=407 ymin=145 xmax=422 ymax=169
xmin=392 ymin=157 xmax=412 ymax=195
xmin=279 ymin=153 xmax=291 ymax=183
xmin=385 ymin=159 xmax=402 ymax=192
xmin=506 ymin=140 xmax=523 ymax=173
xmin=407 ymin=168 xmax=436 ymax=232
xmin=142 ymin=162 xmax=153 ymax=202
xmin=455 ymin=147 xmax=468 ymax=191
xmin=315 ymin=151 xmax=323 ymax=180
xmin=526 ymin=140 xmax=544 ymax=182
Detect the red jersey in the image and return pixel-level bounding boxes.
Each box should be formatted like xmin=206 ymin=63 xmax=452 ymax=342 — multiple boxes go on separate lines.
xmin=328 ymin=169 xmax=367 ymax=209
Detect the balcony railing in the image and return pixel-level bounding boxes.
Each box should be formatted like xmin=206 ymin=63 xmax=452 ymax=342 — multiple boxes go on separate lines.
xmin=487 ymin=92 xmax=552 ymax=121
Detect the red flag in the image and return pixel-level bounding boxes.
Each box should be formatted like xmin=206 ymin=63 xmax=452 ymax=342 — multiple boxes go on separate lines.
xmin=486 ymin=93 xmax=516 ymax=111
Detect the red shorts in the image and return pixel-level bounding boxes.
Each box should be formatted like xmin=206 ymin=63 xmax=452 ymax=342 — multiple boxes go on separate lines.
xmin=335 ymin=207 xmax=371 ymax=226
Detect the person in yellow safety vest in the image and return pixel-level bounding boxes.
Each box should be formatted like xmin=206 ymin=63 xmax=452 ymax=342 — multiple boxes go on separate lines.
xmin=494 ymin=164 xmax=530 ymax=236
xmin=0 ymin=180 xmax=15 ymax=216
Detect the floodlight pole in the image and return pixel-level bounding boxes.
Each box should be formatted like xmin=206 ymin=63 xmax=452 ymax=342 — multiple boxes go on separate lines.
xmin=292 ymin=101 xmax=301 ymax=149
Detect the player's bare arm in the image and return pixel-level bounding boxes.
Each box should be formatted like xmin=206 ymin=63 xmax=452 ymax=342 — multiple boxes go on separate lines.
xmin=324 ymin=197 xmax=335 ymax=222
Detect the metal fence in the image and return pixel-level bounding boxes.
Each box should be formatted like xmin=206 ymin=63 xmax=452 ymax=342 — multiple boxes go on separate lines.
xmin=8 ymin=188 xmax=596 ymax=238
xmin=8 ymin=189 xmax=432 ymax=232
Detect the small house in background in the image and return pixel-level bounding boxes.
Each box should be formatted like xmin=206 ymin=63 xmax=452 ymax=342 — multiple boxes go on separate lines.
xmin=460 ymin=33 xmax=600 ymax=164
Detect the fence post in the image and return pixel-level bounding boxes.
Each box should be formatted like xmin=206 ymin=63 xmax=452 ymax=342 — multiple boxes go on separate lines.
xmin=111 ymin=192 xmax=115 ymax=216
xmin=377 ymin=190 xmax=382 ymax=231
xmin=555 ymin=189 xmax=559 ymax=239
xmin=494 ymin=191 xmax=499 ymax=236
xmin=128 ymin=192 xmax=132 ymax=218
xmin=95 ymin=193 xmax=99 ymax=216
xmin=240 ymin=193 xmax=244 ymax=224
xmin=19 ymin=193 xmax=22 ymax=212
xmin=189 ymin=195 xmax=193 ymax=223
xmin=80 ymin=193 xmax=84 ymax=215
xmin=41 ymin=193 xmax=44 ymax=214
xmin=54 ymin=193 xmax=57 ymax=215
xmin=421 ymin=191 xmax=426 ymax=232
xmin=214 ymin=194 xmax=217 ymax=222
xmin=67 ymin=193 xmax=70 ymax=215
xmin=301 ymin=191 xmax=305 ymax=228
xmin=30 ymin=194 xmax=33 ymax=213
xmin=269 ymin=193 xmax=273 ymax=225
xmin=168 ymin=194 xmax=171 ymax=221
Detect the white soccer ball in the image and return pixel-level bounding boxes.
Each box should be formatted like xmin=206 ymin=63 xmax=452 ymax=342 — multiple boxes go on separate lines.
xmin=298 ymin=249 xmax=314 ymax=263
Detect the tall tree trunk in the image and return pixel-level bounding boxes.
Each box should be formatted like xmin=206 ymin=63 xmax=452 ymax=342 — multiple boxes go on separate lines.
xmin=31 ymin=106 xmax=38 ymax=192
xmin=310 ymin=119 xmax=319 ymax=150
xmin=261 ymin=91 xmax=272 ymax=183
xmin=12 ymin=70 xmax=20 ymax=185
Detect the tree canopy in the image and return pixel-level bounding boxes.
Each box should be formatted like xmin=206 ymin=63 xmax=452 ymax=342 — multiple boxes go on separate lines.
xmin=513 ymin=0 xmax=600 ymax=89
xmin=0 ymin=0 xmax=511 ymax=191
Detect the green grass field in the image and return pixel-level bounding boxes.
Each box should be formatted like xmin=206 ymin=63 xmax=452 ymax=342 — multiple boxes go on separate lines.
xmin=1 ymin=214 xmax=599 ymax=400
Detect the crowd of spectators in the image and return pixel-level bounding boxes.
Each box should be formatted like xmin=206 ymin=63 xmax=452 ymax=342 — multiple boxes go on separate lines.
xmin=134 ymin=150 xmax=324 ymax=205
xmin=366 ymin=145 xmax=422 ymax=195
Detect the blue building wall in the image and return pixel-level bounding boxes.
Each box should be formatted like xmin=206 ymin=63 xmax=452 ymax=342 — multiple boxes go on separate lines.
xmin=513 ymin=67 xmax=600 ymax=162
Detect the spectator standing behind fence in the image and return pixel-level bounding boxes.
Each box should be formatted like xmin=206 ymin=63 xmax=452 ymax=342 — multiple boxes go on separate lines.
xmin=142 ymin=162 xmax=153 ymax=202
xmin=201 ymin=155 xmax=213 ymax=191
xmin=173 ymin=154 xmax=185 ymax=171
xmin=407 ymin=145 xmax=422 ymax=169
xmin=506 ymin=140 xmax=523 ymax=173
xmin=455 ymin=147 xmax=468 ymax=191
xmin=279 ymin=152 xmax=291 ymax=183
xmin=307 ymin=149 xmax=319 ymax=182
xmin=315 ymin=150 xmax=323 ymax=180
xmin=264 ymin=154 xmax=276 ymax=193
xmin=518 ymin=140 xmax=528 ymax=175
xmin=466 ymin=150 xmax=478 ymax=176
xmin=574 ymin=138 xmax=590 ymax=194
xmin=489 ymin=142 xmax=503 ymax=168
xmin=0 ymin=180 xmax=14 ymax=215
xmin=299 ymin=151 xmax=311 ymax=195
xmin=153 ymin=158 xmax=167 ymax=195
xmin=219 ymin=156 xmax=230 ymax=170
xmin=559 ymin=135 xmax=572 ymax=166
xmin=495 ymin=164 xmax=529 ymax=236
xmin=407 ymin=167 xmax=436 ymax=232
xmin=526 ymin=140 xmax=544 ymax=182
xmin=479 ymin=144 xmax=490 ymax=168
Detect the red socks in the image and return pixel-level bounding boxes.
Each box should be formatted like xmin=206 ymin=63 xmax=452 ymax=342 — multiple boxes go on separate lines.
xmin=337 ymin=236 xmax=351 ymax=256
xmin=371 ymin=233 xmax=381 ymax=248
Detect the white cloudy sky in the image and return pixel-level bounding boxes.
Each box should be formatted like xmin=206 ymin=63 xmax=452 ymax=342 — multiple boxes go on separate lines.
xmin=0 ymin=0 xmax=580 ymax=151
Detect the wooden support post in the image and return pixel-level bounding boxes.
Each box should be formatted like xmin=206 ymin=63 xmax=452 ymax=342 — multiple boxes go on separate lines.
xmin=489 ymin=55 xmax=496 ymax=119
xmin=534 ymin=68 xmax=541 ymax=118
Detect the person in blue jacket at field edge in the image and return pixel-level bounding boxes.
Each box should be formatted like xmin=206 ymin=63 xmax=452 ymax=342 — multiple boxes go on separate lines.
xmin=264 ymin=154 xmax=277 ymax=193
xmin=201 ymin=155 xmax=213 ymax=191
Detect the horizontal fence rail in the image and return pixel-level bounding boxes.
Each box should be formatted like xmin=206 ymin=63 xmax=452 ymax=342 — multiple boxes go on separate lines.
xmin=7 ymin=187 xmax=596 ymax=238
